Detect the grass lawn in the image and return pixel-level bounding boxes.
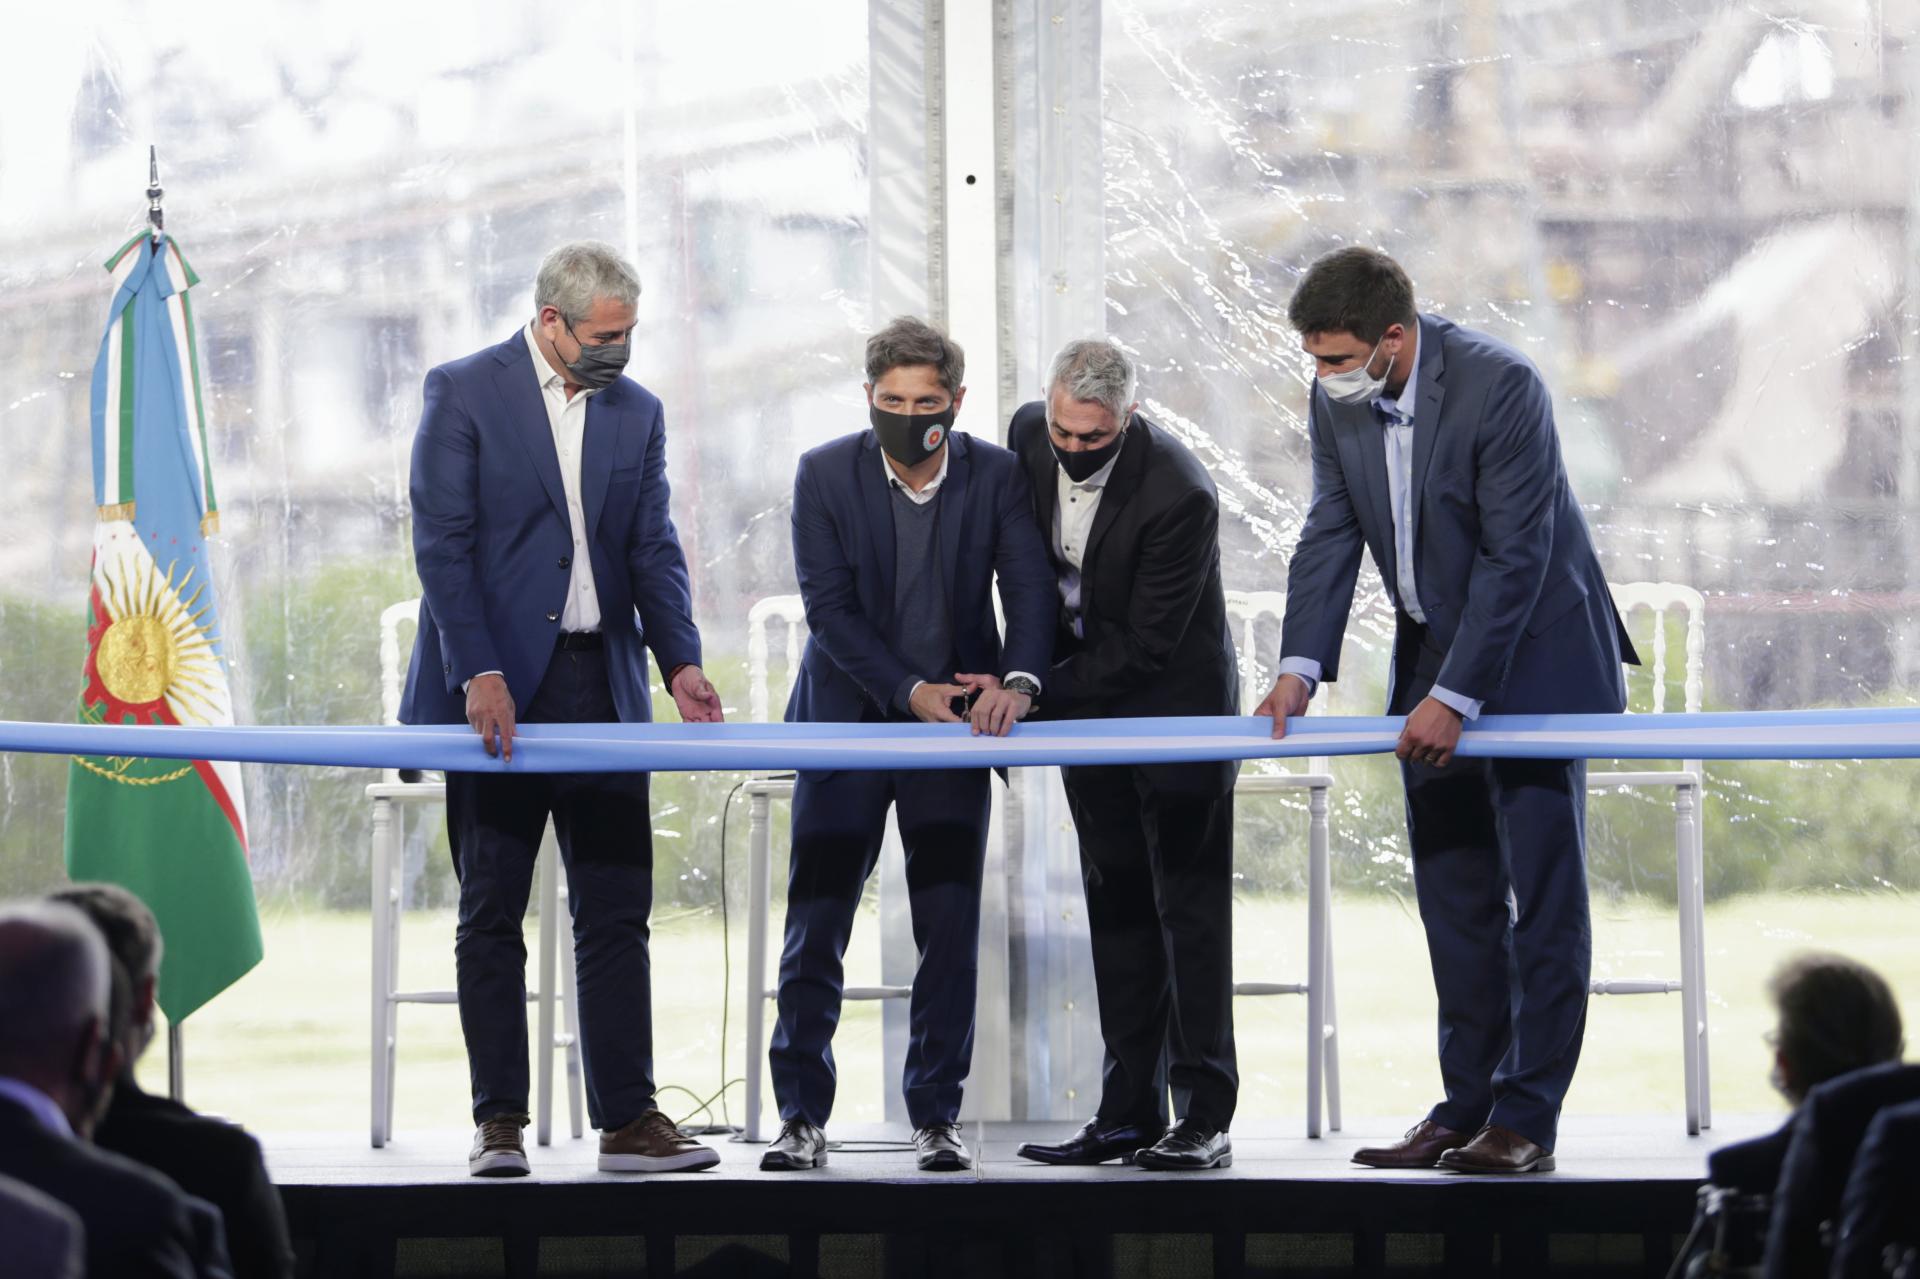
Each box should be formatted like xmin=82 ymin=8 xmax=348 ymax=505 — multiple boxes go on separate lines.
xmin=139 ymin=892 xmax=1920 ymax=1139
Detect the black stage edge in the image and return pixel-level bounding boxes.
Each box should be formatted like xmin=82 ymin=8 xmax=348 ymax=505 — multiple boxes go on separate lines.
xmin=270 ymin=1115 xmax=1772 ymax=1278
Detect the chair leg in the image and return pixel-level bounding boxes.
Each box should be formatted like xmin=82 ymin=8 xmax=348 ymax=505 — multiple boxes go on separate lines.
xmin=559 ymin=863 xmax=585 ymax=1140
xmin=743 ymin=790 xmax=773 ymax=1143
xmin=384 ymin=887 xmax=401 ymax=1144
xmin=1687 ymin=789 xmax=1712 ymax=1130
xmin=1324 ymin=885 xmax=1343 ymax=1134
xmin=370 ymin=797 xmax=394 ymax=1149
xmin=1674 ymin=783 xmax=1702 ymax=1136
xmin=1305 ymin=783 xmax=1329 ymax=1139
xmin=535 ymin=824 xmax=559 ymax=1148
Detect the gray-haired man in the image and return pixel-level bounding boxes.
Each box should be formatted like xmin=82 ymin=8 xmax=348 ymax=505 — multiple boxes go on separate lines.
xmin=402 ymin=241 xmax=724 ymax=1176
xmin=1002 ymin=340 xmax=1242 ymax=1171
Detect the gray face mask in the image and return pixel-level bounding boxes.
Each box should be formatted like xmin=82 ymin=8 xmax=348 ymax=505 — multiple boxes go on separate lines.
xmin=558 ymin=316 xmax=630 ymax=389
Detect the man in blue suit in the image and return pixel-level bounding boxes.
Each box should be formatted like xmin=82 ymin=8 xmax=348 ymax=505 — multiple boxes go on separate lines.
xmin=761 ymin=317 xmax=1055 ymax=1173
xmin=1260 ymin=247 xmax=1637 ymax=1174
xmin=402 ymin=241 xmax=725 ymax=1178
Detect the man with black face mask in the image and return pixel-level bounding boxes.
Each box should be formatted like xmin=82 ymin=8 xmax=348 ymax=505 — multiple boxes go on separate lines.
xmin=403 ymin=241 xmax=725 ymax=1178
xmin=764 ymin=316 xmax=1055 ymax=1173
xmin=1005 ymin=339 xmax=1242 ymax=1172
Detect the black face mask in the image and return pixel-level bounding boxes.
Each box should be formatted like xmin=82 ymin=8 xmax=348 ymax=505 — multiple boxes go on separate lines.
xmin=1052 ymin=428 xmax=1124 ymax=483
xmin=557 ymin=317 xmax=631 ymax=390
xmin=870 ymin=403 xmax=955 ymax=467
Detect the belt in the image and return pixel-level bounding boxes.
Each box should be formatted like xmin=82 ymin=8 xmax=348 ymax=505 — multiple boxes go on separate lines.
xmin=556 ymin=630 xmax=603 ymax=651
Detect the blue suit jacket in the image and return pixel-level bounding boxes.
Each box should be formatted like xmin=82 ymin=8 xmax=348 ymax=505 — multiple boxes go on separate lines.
xmin=1281 ymin=313 xmax=1637 ymax=713
xmin=786 ymin=429 xmax=1055 ymax=724
xmin=400 ymin=331 xmax=702 ymax=726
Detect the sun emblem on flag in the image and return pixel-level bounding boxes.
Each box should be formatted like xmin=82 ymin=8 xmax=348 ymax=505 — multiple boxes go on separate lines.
xmin=81 ymin=551 xmax=226 ymax=728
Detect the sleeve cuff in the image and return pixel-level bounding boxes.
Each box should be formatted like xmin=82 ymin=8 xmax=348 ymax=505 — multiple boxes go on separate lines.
xmin=461 ymin=670 xmax=505 ymax=695
xmin=895 ymin=677 xmax=925 ymax=714
xmin=1429 ymin=684 xmax=1485 ymax=721
xmin=1277 ymin=656 xmax=1323 ymax=696
xmin=1003 ymin=670 xmax=1042 ymax=693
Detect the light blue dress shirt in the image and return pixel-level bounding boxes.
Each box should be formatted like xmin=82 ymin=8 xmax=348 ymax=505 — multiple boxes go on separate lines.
xmin=1281 ymin=329 xmax=1484 ymax=720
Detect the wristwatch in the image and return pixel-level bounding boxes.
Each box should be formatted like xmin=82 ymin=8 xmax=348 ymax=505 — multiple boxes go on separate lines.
xmin=1002 ymin=674 xmax=1041 ymax=703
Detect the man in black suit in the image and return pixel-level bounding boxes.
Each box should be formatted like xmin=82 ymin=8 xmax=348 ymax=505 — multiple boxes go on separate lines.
xmin=0 ymin=901 xmax=216 ymax=1279
xmin=54 ymin=882 xmax=295 ymax=1279
xmin=1004 ymin=338 xmax=1241 ymax=1172
xmin=1765 ymin=1060 xmax=1920 ymax=1279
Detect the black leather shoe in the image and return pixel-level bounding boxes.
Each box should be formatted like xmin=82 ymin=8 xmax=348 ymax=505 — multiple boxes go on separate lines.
xmin=759 ymin=1119 xmax=828 ymax=1171
xmin=1016 ymin=1117 xmax=1166 ymax=1166
xmin=1134 ymin=1121 xmax=1232 ymax=1170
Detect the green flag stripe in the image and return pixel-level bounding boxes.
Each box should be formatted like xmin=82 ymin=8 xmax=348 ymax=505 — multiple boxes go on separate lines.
xmin=179 ymin=291 xmax=216 ymax=514
xmin=116 ymin=307 xmax=137 ymax=505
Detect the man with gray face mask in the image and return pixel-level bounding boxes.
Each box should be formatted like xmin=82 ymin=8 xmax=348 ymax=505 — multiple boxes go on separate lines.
xmin=402 ymin=241 xmax=726 ymax=1178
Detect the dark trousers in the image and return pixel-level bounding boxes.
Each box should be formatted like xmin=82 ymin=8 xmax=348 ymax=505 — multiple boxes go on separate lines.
xmin=770 ymin=765 xmax=991 ymax=1128
xmin=1393 ymin=618 xmax=1591 ymax=1150
xmin=445 ymin=644 xmax=655 ymax=1131
xmin=1060 ymin=764 xmax=1238 ymax=1131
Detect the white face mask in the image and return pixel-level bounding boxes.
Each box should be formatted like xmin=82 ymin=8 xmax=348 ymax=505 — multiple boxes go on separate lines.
xmin=1318 ymin=338 xmax=1390 ymax=405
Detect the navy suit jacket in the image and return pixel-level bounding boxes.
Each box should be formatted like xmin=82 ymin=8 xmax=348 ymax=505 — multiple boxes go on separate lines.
xmin=1282 ymin=313 xmax=1637 ymax=713
xmin=400 ymin=331 xmax=703 ymax=726
xmin=786 ymin=429 xmax=1054 ymax=725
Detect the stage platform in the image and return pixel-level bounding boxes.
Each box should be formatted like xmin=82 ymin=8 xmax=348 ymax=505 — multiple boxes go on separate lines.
xmin=268 ymin=1114 xmax=1774 ymax=1278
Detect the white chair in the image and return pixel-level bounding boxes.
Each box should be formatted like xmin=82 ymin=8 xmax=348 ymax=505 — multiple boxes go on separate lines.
xmin=366 ymin=598 xmax=585 ymax=1148
xmin=1225 ymin=590 xmax=1342 ymax=1138
xmin=739 ymin=595 xmax=915 ymax=1141
xmin=1588 ymin=581 xmax=1711 ymax=1135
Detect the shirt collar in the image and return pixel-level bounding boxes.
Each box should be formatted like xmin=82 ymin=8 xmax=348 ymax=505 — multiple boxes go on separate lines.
xmin=0 ymin=1076 xmax=73 ymax=1139
xmin=1375 ymin=322 xmax=1420 ymax=424
xmin=523 ymin=322 xmax=598 ymax=400
xmin=882 ymin=439 xmax=951 ymax=502
xmin=1059 ymin=429 xmax=1127 ymax=491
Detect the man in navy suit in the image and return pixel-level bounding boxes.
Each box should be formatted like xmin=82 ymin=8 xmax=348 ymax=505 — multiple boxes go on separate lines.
xmin=402 ymin=241 xmax=725 ymax=1177
xmin=761 ymin=317 xmax=1055 ymax=1173
xmin=1260 ymin=247 xmax=1637 ymax=1174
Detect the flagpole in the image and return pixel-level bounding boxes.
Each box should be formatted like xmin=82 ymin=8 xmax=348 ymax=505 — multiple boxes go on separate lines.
xmin=147 ymin=145 xmax=164 ymax=241
xmin=168 ymin=1023 xmax=185 ymax=1101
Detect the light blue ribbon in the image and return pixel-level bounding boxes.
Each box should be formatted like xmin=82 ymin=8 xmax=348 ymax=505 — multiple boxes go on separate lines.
xmin=5 ymin=708 xmax=1918 ymax=774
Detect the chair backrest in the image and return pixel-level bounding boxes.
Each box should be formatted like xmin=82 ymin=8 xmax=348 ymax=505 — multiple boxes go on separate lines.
xmin=1225 ymin=588 xmax=1329 ymax=774
xmin=1607 ymin=581 xmax=1706 ymax=715
xmin=379 ymin=598 xmax=420 ymax=727
xmin=747 ymin=594 xmax=810 ymax=725
xmin=377 ymin=598 xmax=420 ymax=785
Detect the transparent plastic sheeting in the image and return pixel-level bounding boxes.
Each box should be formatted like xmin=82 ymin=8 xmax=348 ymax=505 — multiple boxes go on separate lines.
xmin=4 ymin=708 xmax=1919 ymax=774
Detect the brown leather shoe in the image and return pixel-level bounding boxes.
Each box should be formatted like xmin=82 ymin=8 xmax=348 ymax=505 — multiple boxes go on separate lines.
xmin=598 ymin=1109 xmax=722 ymax=1173
xmin=1437 ymin=1124 xmax=1556 ymax=1174
xmin=1352 ymin=1119 xmax=1473 ymax=1169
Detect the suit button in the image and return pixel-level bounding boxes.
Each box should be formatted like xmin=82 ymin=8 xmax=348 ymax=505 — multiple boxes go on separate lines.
xmin=558 ymin=556 xmax=571 ymax=569
xmin=443 ymin=663 xmax=451 ymax=673
xmin=546 ymin=611 xmax=560 ymax=622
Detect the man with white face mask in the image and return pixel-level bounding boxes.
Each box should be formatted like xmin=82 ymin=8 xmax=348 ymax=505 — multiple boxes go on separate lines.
xmin=1259 ymin=247 xmax=1638 ymax=1174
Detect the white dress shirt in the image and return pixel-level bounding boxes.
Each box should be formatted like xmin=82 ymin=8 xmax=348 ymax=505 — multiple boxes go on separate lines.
xmin=1280 ymin=328 xmax=1483 ymax=720
xmin=524 ymin=323 xmax=602 ymax=632
xmin=883 ymin=443 xmax=1040 ymax=699
xmin=0 ymin=1076 xmax=73 ymax=1139
xmin=466 ymin=327 xmax=607 ymax=693
xmin=1052 ymin=434 xmax=1125 ymax=639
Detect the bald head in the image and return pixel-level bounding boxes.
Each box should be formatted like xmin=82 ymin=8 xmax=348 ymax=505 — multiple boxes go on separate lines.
xmin=0 ymin=901 xmax=110 ymax=1082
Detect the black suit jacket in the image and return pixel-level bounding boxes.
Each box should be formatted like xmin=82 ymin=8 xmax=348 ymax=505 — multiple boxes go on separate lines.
xmin=1764 ymin=1061 xmax=1920 ymax=1279
xmin=0 ymin=1095 xmax=206 ymax=1279
xmin=1706 ymin=1120 xmax=1795 ymax=1195
xmin=96 ymin=1080 xmax=294 ymax=1279
xmin=1009 ymin=403 xmax=1238 ymax=792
